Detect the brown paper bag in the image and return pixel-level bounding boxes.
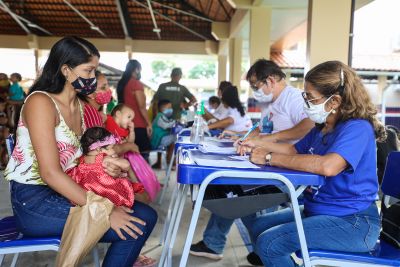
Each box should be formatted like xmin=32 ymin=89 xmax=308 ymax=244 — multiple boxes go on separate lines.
xmin=55 ymin=191 xmax=114 ymax=267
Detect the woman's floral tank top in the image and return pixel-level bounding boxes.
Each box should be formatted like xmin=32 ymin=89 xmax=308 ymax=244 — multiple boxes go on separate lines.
xmin=5 ymin=91 xmax=85 ymax=185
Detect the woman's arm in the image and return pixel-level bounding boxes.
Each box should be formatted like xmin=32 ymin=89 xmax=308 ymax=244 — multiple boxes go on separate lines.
xmin=258 ymin=118 xmax=314 ymax=143
xmin=103 ymin=156 xmax=130 ymax=172
xmin=127 ymin=121 xmax=135 ymax=143
xmin=203 ymin=109 xmax=216 ymax=121
xmin=250 ymin=147 xmax=347 ymax=177
xmin=110 ymin=142 xmax=139 ymax=155
xmin=133 ymin=90 xmax=152 ymax=136
xmin=24 ymin=94 xmax=87 ymax=206
xmin=208 ymin=117 xmax=233 ymax=130
xmin=237 ymin=137 xmax=296 ymax=155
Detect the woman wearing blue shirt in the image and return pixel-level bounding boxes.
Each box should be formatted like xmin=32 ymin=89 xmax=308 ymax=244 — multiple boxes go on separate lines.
xmin=239 ymin=60 xmax=385 ymax=266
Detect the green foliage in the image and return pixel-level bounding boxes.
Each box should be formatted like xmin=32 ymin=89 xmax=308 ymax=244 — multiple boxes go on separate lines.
xmin=188 ymin=61 xmax=216 ymax=79
xmin=151 ymin=60 xmax=176 ymax=81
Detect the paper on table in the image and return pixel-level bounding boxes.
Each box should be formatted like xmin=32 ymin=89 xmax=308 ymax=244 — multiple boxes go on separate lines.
xmin=209 ymin=136 xmax=233 ymax=143
xmin=198 ymin=143 xmax=237 ymax=154
xmin=194 ymin=158 xmax=260 ymax=169
xmin=228 ymin=155 xmax=249 ymax=161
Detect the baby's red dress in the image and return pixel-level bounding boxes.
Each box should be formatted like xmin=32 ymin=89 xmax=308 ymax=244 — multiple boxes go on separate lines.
xmin=71 ymin=153 xmax=144 ymax=207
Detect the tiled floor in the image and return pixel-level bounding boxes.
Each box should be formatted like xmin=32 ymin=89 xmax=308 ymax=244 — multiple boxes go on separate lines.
xmin=0 ymin=167 xmax=255 ymax=267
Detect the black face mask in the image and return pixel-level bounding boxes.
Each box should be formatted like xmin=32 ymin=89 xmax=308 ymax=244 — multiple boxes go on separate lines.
xmin=136 ymin=72 xmax=141 ymax=81
xmin=70 ymin=71 xmax=97 ymax=96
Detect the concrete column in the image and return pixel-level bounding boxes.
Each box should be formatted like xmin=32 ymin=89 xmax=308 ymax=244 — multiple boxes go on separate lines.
xmin=377 ymin=75 xmax=387 ymax=104
xmin=249 ymin=7 xmax=271 ymax=64
xmin=228 ymin=37 xmax=242 ymax=89
xmin=33 ymin=49 xmax=39 ymax=77
xmin=306 ymin=0 xmax=352 ymax=70
xmin=218 ymin=55 xmax=228 ymax=84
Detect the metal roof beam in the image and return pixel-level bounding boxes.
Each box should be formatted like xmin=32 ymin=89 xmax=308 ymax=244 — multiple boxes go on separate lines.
xmin=132 ymin=0 xmax=208 ymax=41
xmin=0 ymin=4 xmax=51 ymax=35
xmin=62 ymin=0 xmax=106 ymax=37
xmin=115 ymin=0 xmax=130 ymax=37
xmin=217 ymin=0 xmax=230 ymax=19
xmin=0 ymin=0 xmax=30 ymax=34
xmin=146 ymin=0 xmax=161 ymax=39
xmin=152 ymin=1 xmax=213 ymax=22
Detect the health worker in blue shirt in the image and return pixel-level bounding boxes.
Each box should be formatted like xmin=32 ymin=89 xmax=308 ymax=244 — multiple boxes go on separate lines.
xmin=239 ymin=60 xmax=386 ymax=267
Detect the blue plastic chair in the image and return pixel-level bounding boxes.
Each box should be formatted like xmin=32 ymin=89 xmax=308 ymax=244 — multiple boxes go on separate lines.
xmin=297 ymin=151 xmax=400 ymax=267
xmin=1 ymin=136 xmax=100 ymax=267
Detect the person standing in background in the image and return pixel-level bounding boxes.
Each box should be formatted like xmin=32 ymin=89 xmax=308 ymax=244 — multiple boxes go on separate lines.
xmin=152 ymin=67 xmax=197 ymax=120
xmin=117 ymin=60 xmax=152 ymax=159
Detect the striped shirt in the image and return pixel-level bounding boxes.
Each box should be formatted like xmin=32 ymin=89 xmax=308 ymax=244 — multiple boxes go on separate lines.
xmin=84 ymin=104 xmax=104 ymax=128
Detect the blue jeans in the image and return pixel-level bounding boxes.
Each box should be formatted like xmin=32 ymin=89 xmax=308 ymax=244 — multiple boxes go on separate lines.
xmin=252 ymin=203 xmax=380 ymax=267
xmin=203 ymin=185 xmax=287 ymax=254
xmin=203 ymin=208 xmax=277 ymax=254
xmin=10 ymin=181 xmax=158 ymax=267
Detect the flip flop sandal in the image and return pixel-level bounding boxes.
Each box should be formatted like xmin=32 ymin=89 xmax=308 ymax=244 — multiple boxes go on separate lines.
xmin=132 ymin=254 xmax=157 ymax=267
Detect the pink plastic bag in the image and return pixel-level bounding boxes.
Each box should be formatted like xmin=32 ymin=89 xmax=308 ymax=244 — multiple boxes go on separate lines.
xmin=125 ymin=151 xmax=161 ymax=202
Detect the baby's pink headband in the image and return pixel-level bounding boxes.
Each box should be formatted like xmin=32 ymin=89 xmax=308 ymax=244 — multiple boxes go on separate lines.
xmin=89 ymin=135 xmax=117 ymax=151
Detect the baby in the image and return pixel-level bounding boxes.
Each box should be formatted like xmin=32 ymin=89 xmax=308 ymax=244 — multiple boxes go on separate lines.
xmin=105 ymin=103 xmax=161 ymax=202
xmin=105 ymin=103 xmax=135 ymax=143
xmin=72 ymin=127 xmax=147 ymax=207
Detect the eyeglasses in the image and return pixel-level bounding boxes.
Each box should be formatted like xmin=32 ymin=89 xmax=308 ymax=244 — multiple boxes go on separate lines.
xmin=301 ymin=92 xmax=328 ymax=108
xmin=249 ymin=79 xmax=266 ymax=91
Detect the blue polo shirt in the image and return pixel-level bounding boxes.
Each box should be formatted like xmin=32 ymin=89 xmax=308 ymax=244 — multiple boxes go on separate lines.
xmin=294 ymin=119 xmax=378 ymax=217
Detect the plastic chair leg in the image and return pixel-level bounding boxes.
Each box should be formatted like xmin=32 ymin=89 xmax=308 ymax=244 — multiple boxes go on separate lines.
xmin=157 ymin=151 xmax=175 ymax=205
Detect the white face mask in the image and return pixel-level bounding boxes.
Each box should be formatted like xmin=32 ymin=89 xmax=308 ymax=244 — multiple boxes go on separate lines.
xmin=253 ymin=88 xmax=273 ymax=103
xmin=303 ymin=95 xmax=334 ymax=124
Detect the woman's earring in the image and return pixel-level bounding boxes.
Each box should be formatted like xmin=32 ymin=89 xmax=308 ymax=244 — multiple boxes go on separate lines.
xmin=332 ymin=109 xmax=336 ymax=114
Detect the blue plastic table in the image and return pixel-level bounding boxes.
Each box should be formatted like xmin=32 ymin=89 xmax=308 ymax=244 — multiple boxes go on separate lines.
xmin=157 ymin=130 xmax=232 ymax=205
xmin=158 ymin=148 xmax=324 ymax=267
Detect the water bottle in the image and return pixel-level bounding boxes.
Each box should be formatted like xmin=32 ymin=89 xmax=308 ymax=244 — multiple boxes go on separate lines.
xmin=190 ymin=102 xmax=205 ymax=144
xmin=180 ymin=109 xmax=188 ymax=126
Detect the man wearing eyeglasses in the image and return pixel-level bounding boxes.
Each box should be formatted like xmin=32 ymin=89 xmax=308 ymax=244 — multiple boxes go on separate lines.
xmin=190 ymin=59 xmax=314 ymax=265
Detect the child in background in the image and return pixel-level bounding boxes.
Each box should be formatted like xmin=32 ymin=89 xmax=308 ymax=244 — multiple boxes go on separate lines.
xmin=71 ymin=127 xmax=147 ymax=207
xmin=0 ymin=73 xmax=10 ymax=100
xmin=151 ymin=99 xmax=176 ymax=150
xmin=8 ymin=73 xmax=24 ymax=102
xmin=208 ymin=96 xmax=221 ymax=112
xmin=0 ymin=98 xmax=9 ymax=168
xmin=105 ymin=103 xmax=135 ymax=143
xmin=7 ymin=73 xmax=25 ymax=131
xmin=207 ymin=96 xmax=221 ymax=124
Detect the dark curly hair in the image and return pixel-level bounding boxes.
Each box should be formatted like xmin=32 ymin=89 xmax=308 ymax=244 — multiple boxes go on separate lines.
xmin=81 ymin=127 xmax=113 ymax=155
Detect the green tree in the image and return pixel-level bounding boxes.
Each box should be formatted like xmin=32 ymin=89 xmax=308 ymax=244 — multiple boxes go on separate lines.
xmin=188 ymin=61 xmax=216 ymax=79
xmin=151 ymin=60 xmax=175 ymax=82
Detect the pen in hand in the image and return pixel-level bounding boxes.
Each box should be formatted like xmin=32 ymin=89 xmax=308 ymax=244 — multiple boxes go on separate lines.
xmin=239 ymin=122 xmax=259 ymax=143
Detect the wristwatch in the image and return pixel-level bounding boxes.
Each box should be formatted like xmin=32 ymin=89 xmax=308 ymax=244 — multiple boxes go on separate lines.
xmin=265 ymin=153 xmax=272 ymax=166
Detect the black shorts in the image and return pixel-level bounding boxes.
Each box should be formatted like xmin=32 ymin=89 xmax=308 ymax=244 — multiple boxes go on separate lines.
xmin=134 ymin=127 xmax=151 ymax=152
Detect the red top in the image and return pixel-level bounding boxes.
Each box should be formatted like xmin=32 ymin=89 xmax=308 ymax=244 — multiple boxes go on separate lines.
xmin=105 ymin=115 xmax=129 ymax=138
xmin=123 ymin=78 xmax=147 ymax=128
xmin=84 ymin=104 xmax=104 ymax=128
xmin=70 ymin=153 xmax=144 ymax=207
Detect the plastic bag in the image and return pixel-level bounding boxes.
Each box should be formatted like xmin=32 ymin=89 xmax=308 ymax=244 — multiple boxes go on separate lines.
xmin=55 ymin=191 xmax=114 ymax=267
xmin=125 ymin=151 xmax=161 ymax=202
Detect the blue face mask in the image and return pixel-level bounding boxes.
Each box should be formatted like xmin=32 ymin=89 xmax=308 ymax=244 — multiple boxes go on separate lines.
xmin=70 ymin=70 xmax=97 ymax=96
xmin=163 ymin=108 xmax=173 ymax=117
